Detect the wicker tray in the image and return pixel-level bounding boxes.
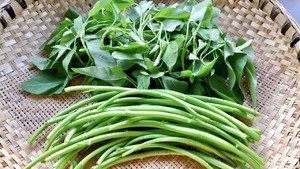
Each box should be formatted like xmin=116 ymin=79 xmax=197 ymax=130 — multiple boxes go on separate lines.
xmin=0 ymin=0 xmax=300 ymax=168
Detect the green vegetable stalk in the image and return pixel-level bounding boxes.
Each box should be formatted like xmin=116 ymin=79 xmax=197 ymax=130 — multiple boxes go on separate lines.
xmin=25 ymin=85 xmax=264 ymax=169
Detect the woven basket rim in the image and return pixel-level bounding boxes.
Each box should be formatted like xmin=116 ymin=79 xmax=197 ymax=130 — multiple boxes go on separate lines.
xmin=1 ymin=0 xmax=300 ymax=168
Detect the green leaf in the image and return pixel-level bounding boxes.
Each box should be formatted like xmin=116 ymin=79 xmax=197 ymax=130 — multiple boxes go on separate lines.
xmin=163 ymin=19 xmax=184 ymax=32
xmin=129 ymin=1 xmax=153 ymax=22
xmin=198 ymin=28 xmax=220 ymax=41
xmin=65 ymin=7 xmax=81 ymax=21
xmin=207 ymin=74 xmax=236 ymax=102
xmin=192 ymin=56 xmax=218 ymax=77
xmin=189 ymin=82 xmax=206 ymax=95
xmin=228 ymin=52 xmax=247 ymax=86
xmin=161 ymin=76 xmax=188 ymax=93
xmin=224 ymin=41 xmax=236 ymax=88
xmin=40 ymin=19 xmax=73 ymax=51
xmin=85 ymin=36 xmax=117 ymax=67
xmin=102 ymin=42 xmax=149 ymax=54
xmin=244 ymin=64 xmax=257 ymax=106
xmin=237 ymin=38 xmax=257 ymax=106
xmin=72 ymin=66 xmax=126 ymax=86
xmin=88 ymin=0 xmax=113 ymax=17
xmin=145 ymin=58 xmax=158 ymax=74
xmin=162 ymin=41 xmax=178 ymax=70
xmin=113 ymin=0 xmax=135 ymax=11
xmin=210 ymin=7 xmax=220 ymax=28
xmin=62 ymin=47 xmax=76 ymax=73
xmin=180 ymin=70 xmax=192 ymax=77
xmin=112 ymin=51 xmax=143 ymax=60
xmin=189 ymin=0 xmax=212 ymax=27
xmin=31 ymin=56 xmax=48 ymax=70
xmin=74 ymin=16 xmax=84 ymax=35
xmin=154 ymin=7 xmax=190 ymax=20
xmin=19 ymin=70 xmax=66 ymax=95
xmin=231 ymin=83 xmax=244 ymax=104
xmin=137 ymin=74 xmax=151 ymax=89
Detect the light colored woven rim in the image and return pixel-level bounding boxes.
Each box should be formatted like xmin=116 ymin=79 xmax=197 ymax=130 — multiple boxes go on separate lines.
xmin=0 ymin=0 xmax=300 ymax=169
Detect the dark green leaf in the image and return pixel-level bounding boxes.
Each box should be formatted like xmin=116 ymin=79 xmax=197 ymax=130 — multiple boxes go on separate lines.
xmin=102 ymin=42 xmax=149 ymax=54
xmin=237 ymin=38 xmax=257 ymax=106
xmin=207 ymin=74 xmax=236 ymax=102
xmin=224 ymin=41 xmax=236 ymax=88
xmin=31 ymin=56 xmax=48 ymax=70
xmin=154 ymin=7 xmax=190 ymax=20
xmin=62 ymin=47 xmax=76 ymax=73
xmin=162 ymin=41 xmax=178 ymax=70
xmin=85 ymin=37 xmax=117 ymax=67
xmin=40 ymin=19 xmax=73 ymax=51
xmin=161 ymin=76 xmax=188 ymax=93
xmin=244 ymin=64 xmax=257 ymax=106
xmin=65 ymin=7 xmax=81 ymax=21
xmin=72 ymin=66 xmax=126 ymax=86
xmin=231 ymin=83 xmax=244 ymax=104
xmin=19 ymin=70 xmax=66 ymax=95
xmin=189 ymin=81 xmax=206 ymax=95
xmin=145 ymin=58 xmax=158 ymax=74
xmin=137 ymin=74 xmax=150 ymax=89
xmin=228 ymin=52 xmax=247 ymax=86
xmin=192 ymin=56 xmax=218 ymax=77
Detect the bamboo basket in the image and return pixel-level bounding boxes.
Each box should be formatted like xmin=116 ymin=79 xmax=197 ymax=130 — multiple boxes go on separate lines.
xmin=0 ymin=0 xmax=300 ymax=168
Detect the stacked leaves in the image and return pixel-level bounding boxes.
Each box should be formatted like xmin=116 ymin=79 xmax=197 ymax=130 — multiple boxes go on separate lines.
xmin=20 ymin=0 xmax=257 ymax=105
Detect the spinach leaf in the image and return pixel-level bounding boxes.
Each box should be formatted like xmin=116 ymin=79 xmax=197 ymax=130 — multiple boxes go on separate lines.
xmin=88 ymin=0 xmax=113 ymax=17
xmin=189 ymin=0 xmax=212 ymax=27
xmin=112 ymin=51 xmax=143 ymax=60
xmin=163 ymin=19 xmax=184 ymax=32
xmin=162 ymin=41 xmax=178 ymax=70
xmin=85 ymin=36 xmax=117 ymax=67
xmin=207 ymin=74 xmax=236 ymax=102
xmin=31 ymin=56 xmax=48 ymax=70
xmin=129 ymin=1 xmax=153 ymax=22
xmin=237 ymin=38 xmax=257 ymax=106
xmin=19 ymin=70 xmax=66 ymax=95
xmin=154 ymin=7 xmax=190 ymax=20
xmin=224 ymin=40 xmax=236 ymax=89
xmin=72 ymin=66 xmax=126 ymax=86
xmin=62 ymin=47 xmax=76 ymax=73
xmin=192 ymin=56 xmax=218 ymax=78
xmin=40 ymin=19 xmax=73 ymax=51
xmin=137 ymin=74 xmax=151 ymax=89
xmin=161 ymin=76 xmax=188 ymax=93
xmin=65 ymin=7 xmax=80 ymax=21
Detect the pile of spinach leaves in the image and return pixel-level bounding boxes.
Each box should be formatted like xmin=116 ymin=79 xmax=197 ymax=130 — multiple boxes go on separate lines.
xmin=20 ymin=0 xmax=257 ymax=106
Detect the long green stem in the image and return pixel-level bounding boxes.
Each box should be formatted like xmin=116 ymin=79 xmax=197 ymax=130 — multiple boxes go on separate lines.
xmin=24 ymin=131 xmax=150 ymax=169
xmin=74 ymin=138 xmax=128 ymax=169
xmin=97 ymin=150 xmax=179 ymax=169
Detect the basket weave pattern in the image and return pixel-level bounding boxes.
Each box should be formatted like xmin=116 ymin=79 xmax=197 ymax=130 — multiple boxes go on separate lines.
xmin=0 ymin=0 xmax=300 ymax=168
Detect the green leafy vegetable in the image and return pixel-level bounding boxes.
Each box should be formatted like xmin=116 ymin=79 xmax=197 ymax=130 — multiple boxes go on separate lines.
xmin=20 ymin=0 xmax=258 ymax=106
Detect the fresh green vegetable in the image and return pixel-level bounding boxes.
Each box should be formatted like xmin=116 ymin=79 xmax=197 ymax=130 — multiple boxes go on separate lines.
xmin=20 ymin=0 xmax=257 ymax=106
xmin=25 ymin=85 xmax=264 ymax=169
